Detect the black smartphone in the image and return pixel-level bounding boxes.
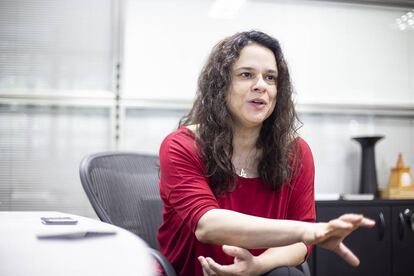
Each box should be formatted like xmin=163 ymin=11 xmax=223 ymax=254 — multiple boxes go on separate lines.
xmin=41 ymin=216 xmax=78 ymax=225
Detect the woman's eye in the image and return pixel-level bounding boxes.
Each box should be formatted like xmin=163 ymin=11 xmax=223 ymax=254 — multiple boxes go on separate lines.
xmin=240 ymin=72 xmax=252 ymax=78
xmin=266 ymin=75 xmax=277 ymax=82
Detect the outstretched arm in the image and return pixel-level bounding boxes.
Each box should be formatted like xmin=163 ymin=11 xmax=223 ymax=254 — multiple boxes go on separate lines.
xmin=196 ymin=209 xmax=375 ymax=266
xmin=196 ymin=209 xmax=313 ymax=248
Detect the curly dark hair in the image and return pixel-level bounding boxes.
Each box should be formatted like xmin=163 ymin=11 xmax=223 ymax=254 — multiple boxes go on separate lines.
xmin=179 ymin=30 xmax=301 ymax=195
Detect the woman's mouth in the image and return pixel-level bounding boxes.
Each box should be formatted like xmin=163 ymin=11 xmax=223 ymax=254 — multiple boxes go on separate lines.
xmin=249 ymin=99 xmax=267 ymax=106
xmin=247 ymin=99 xmax=268 ymax=111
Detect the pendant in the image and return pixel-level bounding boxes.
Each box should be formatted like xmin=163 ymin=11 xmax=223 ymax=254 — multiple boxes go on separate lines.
xmin=239 ymin=168 xmax=248 ymax=178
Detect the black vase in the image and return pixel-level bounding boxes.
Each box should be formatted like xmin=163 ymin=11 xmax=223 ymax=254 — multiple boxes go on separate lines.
xmin=352 ymin=136 xmax=384 ymax=197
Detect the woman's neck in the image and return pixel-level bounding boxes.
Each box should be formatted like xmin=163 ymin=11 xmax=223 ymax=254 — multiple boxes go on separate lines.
xmin=232 ymin=125 xmax=261 ymax=178
xmin=232 ymin=125 xmax=260 ymax=153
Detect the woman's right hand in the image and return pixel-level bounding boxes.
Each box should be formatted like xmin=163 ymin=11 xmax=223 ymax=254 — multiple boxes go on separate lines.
xmin=303 ymin=214 xmax=375 ymax=266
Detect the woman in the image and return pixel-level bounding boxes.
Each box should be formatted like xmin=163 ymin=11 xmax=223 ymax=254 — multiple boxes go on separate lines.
xmin=157 ymin=30 xmax=374 ymax=276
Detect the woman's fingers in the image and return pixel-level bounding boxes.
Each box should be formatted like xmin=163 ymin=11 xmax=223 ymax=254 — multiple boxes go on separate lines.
xmin=222 ymin=245 xmax=251 ymax=261
xmin=339 ymin=214 xmax=375 ymax=228
xmin=338 ymin=213 xmax=363 ymax=223
xmin=334 ymin=242 xmax=360 ymax=267
xmin=328 ymin=218 xmax=353 ymax=230
xmin=314 ymin=219 xmax=352 ymax=241
xmin=206 ymin=257 xmax=235 ymax=275
xmin=198 ymin=246 xmax=256 ymax=276
xmin=310 ymin=214 xmax=375 ymax=246
xmin=359 ymin=217 xmax=376 ymax=228
xmin=198 ymin=256 xmax=217 ymax=276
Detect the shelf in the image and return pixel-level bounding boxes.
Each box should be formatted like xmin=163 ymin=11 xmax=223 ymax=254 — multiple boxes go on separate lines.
xmin=122 ymin=99 xmax=414 ymax=118
xmin=1 ymin=94 xmax=414 ymax=118
xmin=0 ymin=91 xmax=115 ymax=107
xmin=296 ymin=103 xmax=414 ymax=118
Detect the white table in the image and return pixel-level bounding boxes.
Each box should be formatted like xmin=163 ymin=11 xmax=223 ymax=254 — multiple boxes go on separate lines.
xmin=0 ymin=211 xmax=155 ymax=276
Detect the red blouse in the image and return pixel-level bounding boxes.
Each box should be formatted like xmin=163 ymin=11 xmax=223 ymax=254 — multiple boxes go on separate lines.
xmin=157 ymin=127 xmax=315 ymax=276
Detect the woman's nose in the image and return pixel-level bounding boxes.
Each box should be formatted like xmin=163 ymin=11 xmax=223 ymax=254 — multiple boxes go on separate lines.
xmin=252 ymin=76 xmax=267 ymax=92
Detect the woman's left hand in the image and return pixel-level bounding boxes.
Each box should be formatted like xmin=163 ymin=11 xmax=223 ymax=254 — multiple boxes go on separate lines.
xmin=313 ymin=213 xmax=375 ymax=266
xmin=198 ymin=245 xmax=261 ymax=276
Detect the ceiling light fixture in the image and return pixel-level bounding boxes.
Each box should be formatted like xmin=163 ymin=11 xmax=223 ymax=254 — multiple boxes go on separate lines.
xmin=396 ymin=9 xmax=414 ymax=30
xmin=208 ymin=0 xmax=246 ymax=20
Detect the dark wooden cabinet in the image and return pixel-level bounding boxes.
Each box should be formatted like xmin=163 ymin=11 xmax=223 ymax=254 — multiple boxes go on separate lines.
xmin=391 ymin=204 xmax=414 ymax=276
xmin=310 ymin=200 xmax=414 ymax=276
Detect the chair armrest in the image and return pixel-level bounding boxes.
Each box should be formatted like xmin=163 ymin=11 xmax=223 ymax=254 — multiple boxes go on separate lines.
xmin=300 ymin=261 xmax=311 ymax=276
xmin=149 ymin=248 xmax=177 ymax=276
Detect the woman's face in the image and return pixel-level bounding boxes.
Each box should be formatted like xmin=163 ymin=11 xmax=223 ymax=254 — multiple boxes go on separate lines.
xmin=226 ymin=43 xmax=278 ymax=130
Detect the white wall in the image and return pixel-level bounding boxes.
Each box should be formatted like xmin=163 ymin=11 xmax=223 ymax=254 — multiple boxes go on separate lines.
xmin=120 ymin=0 xmax=414 ymax=195
xmin=123 ymin=0 xmax=413 ymax=104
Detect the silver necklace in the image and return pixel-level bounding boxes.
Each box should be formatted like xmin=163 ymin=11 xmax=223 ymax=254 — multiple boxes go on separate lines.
xmin=239 ymin=168 xmax=248 ymax=178
xmin=234 ymin=149 xmax=258 ymax=178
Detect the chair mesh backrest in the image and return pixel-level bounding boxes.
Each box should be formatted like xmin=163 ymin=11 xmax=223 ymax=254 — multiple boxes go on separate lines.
xmin=80 ymin=152 xmax=162 ymax=249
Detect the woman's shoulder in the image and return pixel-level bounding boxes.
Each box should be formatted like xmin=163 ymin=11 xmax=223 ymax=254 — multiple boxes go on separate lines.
xmin=163 ymin=126 xmax=194 ymax=141
xmin=292 ymin=137 xmax=314 ymax=166
xmin=160 ymin=126 xmax=197 ymax=154
xmin=159 ymin=126 xmax=204 ymax=170
xmin=294 ymin=137 xmax=312 ymax=153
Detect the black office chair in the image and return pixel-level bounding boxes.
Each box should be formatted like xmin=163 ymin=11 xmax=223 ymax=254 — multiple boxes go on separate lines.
xmin=79 ymin=152 xmax=176 ymax=276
